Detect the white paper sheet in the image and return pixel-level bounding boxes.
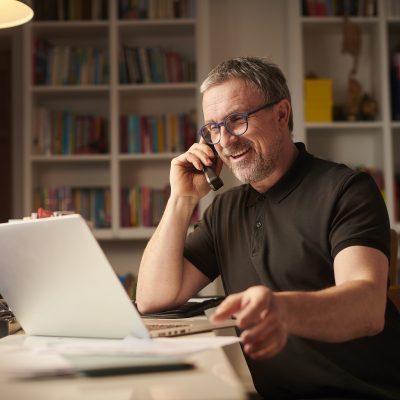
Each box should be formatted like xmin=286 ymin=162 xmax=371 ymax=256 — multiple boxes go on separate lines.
xmin=0 ymin=344 xmax=75 ymax=378
xmin=40 ymin=335 xmax=241 ymax=357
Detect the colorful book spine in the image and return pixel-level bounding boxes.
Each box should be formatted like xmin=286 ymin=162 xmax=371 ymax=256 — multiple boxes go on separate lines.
xmin=32 ymin=107 xmax=108 ymax=155
xmin=33 ymin=0 xmax=108 ymax=21
xmin=302 ymin=0 xmax=377 ymax=17
xmin=120 ymin=111 xmax=196 ymax=154
xmin=118 ymin=0 xmax=196 ymax=19
xmin=34 ymin=186 xmax=111 ymax=228
xmin=121 ymin=45 xmax=195 ymax=84
xmin=120 ymin=185 xmax=198 ymax=228
xmin=33 ymin=39 xmax=109 ymax=85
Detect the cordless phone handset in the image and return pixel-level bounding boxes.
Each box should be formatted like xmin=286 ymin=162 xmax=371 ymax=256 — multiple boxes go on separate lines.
xmin=202 ymin=143 xmax=224 ymax=191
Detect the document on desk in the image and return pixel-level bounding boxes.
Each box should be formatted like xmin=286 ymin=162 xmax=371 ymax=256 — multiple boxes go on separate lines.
xmin=0 ymin=335 xmax=240 ymax=379
xmin=48 ymin=336 xmax=241 ymax=357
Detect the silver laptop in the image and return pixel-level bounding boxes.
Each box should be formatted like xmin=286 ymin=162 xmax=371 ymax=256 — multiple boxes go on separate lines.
xmin=0 ymin=214 xmax=235 ymax=339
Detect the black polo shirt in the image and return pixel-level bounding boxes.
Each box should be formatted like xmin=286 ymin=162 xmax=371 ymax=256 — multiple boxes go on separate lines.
xmin=184 ymin=142 xmax=400 ymax=399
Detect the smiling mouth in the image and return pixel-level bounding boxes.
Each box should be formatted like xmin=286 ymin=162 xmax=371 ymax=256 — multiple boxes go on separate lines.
xmin=230 ymin=148 xmax=250 ymax=160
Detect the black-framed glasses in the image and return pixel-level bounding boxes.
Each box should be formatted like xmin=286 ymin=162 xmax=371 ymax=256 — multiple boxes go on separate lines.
xmin=199 ymin=99 xmax=282 ymax=145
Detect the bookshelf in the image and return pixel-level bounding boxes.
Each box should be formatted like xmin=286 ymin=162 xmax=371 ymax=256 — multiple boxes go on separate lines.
xmin=287 ymin=0 xmax=400 ymax=232
xmin=22 ymin=0 xmax=200 ymax=245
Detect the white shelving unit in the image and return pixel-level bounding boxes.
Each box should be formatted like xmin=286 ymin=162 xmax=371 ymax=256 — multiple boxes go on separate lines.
xmin=288 ymin=0 xmax=400 ymax=232
xmin=22 ymin=0 xmax=201 ymax=245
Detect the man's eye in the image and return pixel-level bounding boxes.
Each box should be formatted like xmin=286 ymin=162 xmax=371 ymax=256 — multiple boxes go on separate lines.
xmin=228 ymin=114 xmax=245 ymax=124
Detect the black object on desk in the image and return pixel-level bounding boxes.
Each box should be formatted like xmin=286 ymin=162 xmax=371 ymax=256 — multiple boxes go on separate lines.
xmin=139 ymin=296 xmax=225 ymax=319
xmin=79 ymin=358 xmax=194 ymax=377
xmin=0 ymin=299 xmax=19 ymax=338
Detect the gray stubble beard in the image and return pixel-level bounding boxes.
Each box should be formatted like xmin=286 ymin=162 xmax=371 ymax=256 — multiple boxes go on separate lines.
xmin=225 ymin=138 xmax=282 ymax=184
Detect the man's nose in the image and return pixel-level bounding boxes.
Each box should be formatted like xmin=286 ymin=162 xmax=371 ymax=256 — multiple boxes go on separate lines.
xmin=219 ymin=125 xmax=238 ymax=148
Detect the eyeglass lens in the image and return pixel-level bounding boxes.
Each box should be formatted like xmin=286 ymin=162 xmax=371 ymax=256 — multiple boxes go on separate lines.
xmin=202 ymin=113 xmax=248 ymax=144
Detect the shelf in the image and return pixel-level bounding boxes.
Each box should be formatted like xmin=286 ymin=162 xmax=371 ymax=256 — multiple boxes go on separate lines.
xmin=93 ymin=228 xmax=114 ymax=240
xmin=117 ymin=227 xmax=156 ymax=240
xmin=289 ymin=0 xmax=400 ymax=225
xmin=32 ymin=20 xmax=109 ymax=29
xmin=23 ymin=0 xmax=199 ymax=251
xmin=118 ymin=153 xmax=180 ymax=161
xmin=117 ymin=18 xmax=195 ymax=36
xmin=305 ymin=121 xmax=383 ymax=129
xmin=301 ymin=17 xmax=378 ymax=24
xmin=30 ymin=155 xmax=111 ymax=162
xmin=32 ymin=85 xmax=109 ymax=94
xmin=387 ymin=17 xmax=400 ymax=24
xmin=392 ymin=122 xmax=400 ymax=129
xmin=118 ymin=83 xmax=197 ymax=92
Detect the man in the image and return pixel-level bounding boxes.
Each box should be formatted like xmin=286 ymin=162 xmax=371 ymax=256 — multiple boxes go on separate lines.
xmin=137 ymin=57 xmax=400 ymax=399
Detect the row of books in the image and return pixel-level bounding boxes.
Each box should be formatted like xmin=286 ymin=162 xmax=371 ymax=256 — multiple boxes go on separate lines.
xmin=34 ymin=187 xmax=111 ymax=228
xmin=118 ymin=0 xmax=196 ymax=19
xmin=33 ymin=0 xmax=108 ymax=21
xmin=302 ymin=0 xmax=378 ymax=16
xmin=121 ymin=186 xmax=169 ymax=227
xmin=120 ymin=46 xmax=195 ymax=84
xmin=33 ymin=107 xmax=108 ymax=155
xmin=120 ymin=112 xmax=196 ymax=154
xmin=33 ymin=39 xmax=109 ymax=86
xmin=390 ymin=52 xmax=400 ymax=121
xmin=120 ymin=186 xmax=199 ymax=227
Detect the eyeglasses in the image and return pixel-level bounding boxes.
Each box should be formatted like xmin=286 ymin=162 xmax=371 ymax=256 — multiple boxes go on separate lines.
xmin=199 ymin=99 xmax=281 ymax=145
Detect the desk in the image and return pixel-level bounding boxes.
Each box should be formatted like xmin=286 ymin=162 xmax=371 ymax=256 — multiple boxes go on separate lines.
xmin=0 ymin=333 xmax=247 ymax=400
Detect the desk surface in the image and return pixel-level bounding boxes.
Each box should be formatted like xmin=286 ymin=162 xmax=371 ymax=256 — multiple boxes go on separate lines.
xmin=0 ymin=333 xmax=247 ymax=400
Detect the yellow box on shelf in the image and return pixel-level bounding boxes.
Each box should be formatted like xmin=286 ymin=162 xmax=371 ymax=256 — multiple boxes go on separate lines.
xmin=304 ymin=79 xmax=333 ymax=122
xmin=305 ymin=108 xmax=333 ymax=122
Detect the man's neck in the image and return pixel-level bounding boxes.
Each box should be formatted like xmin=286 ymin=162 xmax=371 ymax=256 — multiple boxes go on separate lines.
xmin=251 ymin=142 xmax=299 ymax=193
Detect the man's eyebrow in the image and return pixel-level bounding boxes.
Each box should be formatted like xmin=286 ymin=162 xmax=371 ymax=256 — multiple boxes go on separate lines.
xmin=204 ymin=108 xmax=244 ymax=124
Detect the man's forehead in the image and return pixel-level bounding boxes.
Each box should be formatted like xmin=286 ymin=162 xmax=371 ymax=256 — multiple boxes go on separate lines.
xmin=202 ymin=79 xmax=263 ymax=119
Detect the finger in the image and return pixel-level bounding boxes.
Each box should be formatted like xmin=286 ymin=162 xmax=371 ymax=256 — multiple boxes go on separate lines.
xmin=210 ymin=293 xmax=244 ymax=322
xmin=235 ymin=296 xmax=270 ymax=330
xmin=185 ymin=145 xmax=215 ymax=170
xmin=243 ymin=326 xmax=287 ymax=360
xmin=241 ymin=315 xmax=279 ymax=345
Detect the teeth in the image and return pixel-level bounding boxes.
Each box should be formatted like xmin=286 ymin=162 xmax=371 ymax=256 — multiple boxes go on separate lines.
xmin=231 ymin=149 xmax=247 ymax=158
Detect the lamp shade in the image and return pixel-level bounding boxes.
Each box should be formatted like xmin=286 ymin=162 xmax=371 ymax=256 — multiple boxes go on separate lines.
xmin=0 ymin=0 xmax=33 ymax=29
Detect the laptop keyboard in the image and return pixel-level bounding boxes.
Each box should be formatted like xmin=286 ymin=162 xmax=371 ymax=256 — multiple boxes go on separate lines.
xmin=145 ymin=322 xmax=190 ymax=331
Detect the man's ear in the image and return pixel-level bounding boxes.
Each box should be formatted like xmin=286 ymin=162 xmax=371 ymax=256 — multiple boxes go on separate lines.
xmin=277 ymin=100 xmax=290 ymax=125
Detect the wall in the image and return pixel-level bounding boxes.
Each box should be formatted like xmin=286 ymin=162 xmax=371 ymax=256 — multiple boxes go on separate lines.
xmin=206 ymin=0 xmax=289 ymax=188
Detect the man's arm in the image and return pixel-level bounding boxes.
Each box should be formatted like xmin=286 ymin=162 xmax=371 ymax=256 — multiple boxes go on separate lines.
xmin=136 ymin=142 xmax=220 ymax=314
xmin=211 ymin=245 xmax=388 ymax=359
xmin=136 ymin=196 xmax=210 ymax=313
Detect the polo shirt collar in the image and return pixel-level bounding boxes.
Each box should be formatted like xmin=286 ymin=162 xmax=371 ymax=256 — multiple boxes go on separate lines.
xmin=246 ymin=142 xmax=314 ymax=207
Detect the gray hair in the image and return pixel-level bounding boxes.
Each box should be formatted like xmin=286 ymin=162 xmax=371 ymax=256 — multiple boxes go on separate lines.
xmin=200 ymin=56 xmax=293 ymax=132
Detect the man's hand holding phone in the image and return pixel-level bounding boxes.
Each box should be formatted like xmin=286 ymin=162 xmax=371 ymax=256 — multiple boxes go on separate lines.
xmin=170 ymin=141 xmax=223 ymax=201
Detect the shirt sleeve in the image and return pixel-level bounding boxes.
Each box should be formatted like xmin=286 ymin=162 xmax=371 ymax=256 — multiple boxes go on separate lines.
xmin=183 ymin=202 xmax=220 ymax=282
xmin=329 ymin=171 xmax=390 ymax=260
